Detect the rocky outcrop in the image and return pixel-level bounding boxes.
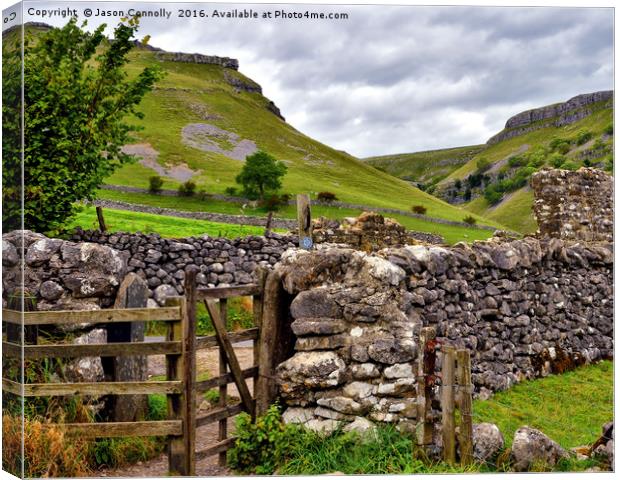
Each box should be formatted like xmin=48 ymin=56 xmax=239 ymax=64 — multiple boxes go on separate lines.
xmin=532 ymin=168 xmax=613 ymax=242
xmin=273 ymin=234 xmax=613 ymax=430
xmin=472 ymin=423 xmax=505 ymax=463
xmin=487 ymin=91 xmax=613 ymax=144
xmin=155 ymin=51 xmax=239 ymax=69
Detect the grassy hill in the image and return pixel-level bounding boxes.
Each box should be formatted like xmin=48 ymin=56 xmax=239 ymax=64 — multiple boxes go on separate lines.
xmin=95 ymin=42 xmax=505 ymax=240
xmin=363 ymin=144 xmax=485 ymax=188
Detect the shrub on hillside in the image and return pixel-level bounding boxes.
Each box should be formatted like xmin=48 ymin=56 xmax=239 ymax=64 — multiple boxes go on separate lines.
xmin=476 ymin=157 xmax=491 ymax=173
xmin=549 ymin=153 xmax=565 ymax=169
xmin=317 ymin=191 xmax=338 ymax=203
xmin=560 ymin=161 xmax=580 ymax=171
xmin=225 ymin=186 xmax=238 ymax=196
xmin=178 ymin=180 xmax=197 ymax=197
xmin=411 ymin=205 xmax=427 ymax=215
xmin=463 ymin=215 xmax=477 ymax=226
xmin=260 ymin=194 xmax=289 ymax=211
xmin=575 ymin=130 xmax=593 ymax=146
xmin=604 ymin=123 xmax=613 ymax=135
xmin=148 ymin=175 xmax=164 ymax=194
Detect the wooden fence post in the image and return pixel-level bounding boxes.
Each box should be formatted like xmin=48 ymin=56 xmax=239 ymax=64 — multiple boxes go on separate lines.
xmin=457 ymin=349 xmax=474 ymax=466
xmin=96 ymin=206 xmax=107 ymax=232
xmin=264 ymin=211 xmax=274 ymax=236
xmin=416 ymin=326 xmax=436 ymax=446
xmin=256 ymin=270 xmax=286 ymax=415
xmin=184 ymin=267 xmax=199 ymax=475
xmin=253 ymin=267 xmax=268 ymax=403
xmin=441 ymin=345 xmax=456 ymax=464
xmin=165 ymin=296 xmax=189 ymax=476
xmin=297 ymin=194 xmax=313 ymax=249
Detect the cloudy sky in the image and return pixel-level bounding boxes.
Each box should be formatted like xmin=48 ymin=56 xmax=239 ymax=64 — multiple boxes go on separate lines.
xmin=11 ymin=1 xmax=615 ymax=157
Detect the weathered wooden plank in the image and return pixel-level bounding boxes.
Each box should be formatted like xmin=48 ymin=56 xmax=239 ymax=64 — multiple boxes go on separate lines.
xmin=195 ymin=437 xmax=237 ymax=461
xmin=164 ymin=296 xmax=189 ymax=476
xmin=7 ymin=341 xmax=181 ymax=359
xmin=218 ymin=298 xmax=229 ymax=467
xmin=55 ymin=420 xmax=182 ymax=438
xmin=195 ymin=403 xmax=244 ymax=427
xmin=205 ymin=300 xmax=255 ymax=418
xmin=16 ymin=381 xmax=183 ymax=397
xmin=184 ymin=267 xmax=199 ymax=475
xmin=2 ymin=307 xmax=181 ymax=325
xmin=297 ymin=194 xmax=313 ymax=249
xmin=2 ymin=378 xmax=22 ymax=396
xmin=441 ymin=345 xmax=457 ymax=464
xmin=457 ymin=349 xmax=474 ymax=466
xmin=195 ymin=367 xmax=258 ymax=393
xmin=256 ymin=270 xmax=288 ymax=415
xmin=96 ymin=206 xmax=107 ymax=232
xmin=253 ymin=267 xmax=267 ymax=400
xmin=195 ymin=328 xmax=259 ymax=350
xmin=416 ymin=326 xmax=437 ymax=446
xmin=196 ymin=284 xmax=261 ymax=300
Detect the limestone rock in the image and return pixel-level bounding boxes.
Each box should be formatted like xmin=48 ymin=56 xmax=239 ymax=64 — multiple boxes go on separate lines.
xmin=2 ymin=240 xmax=19 ymax=267
xmin=291 ymin=318 xmax=347 ymax=336
xmin=282 ymin=407 xmax=314 ymax=425
xmin=290 ymin=289 xmax=343 ymax=319
xmin=277 ymin=351 xmax=346 ymax=399
xmin=343 ymin=416 xmax=376 ymax=435
xmin=153 ymin=284 xmax=177 ymax=306
xmin=511 ymin=426 xmax=569 ymax=471
xmin=368 ymin=338 xmax=416 ymax=364
xmin=472 ymin=423 xmax=504 ymax=463
xmin=63 ymin=328 xmax=106 ymax=382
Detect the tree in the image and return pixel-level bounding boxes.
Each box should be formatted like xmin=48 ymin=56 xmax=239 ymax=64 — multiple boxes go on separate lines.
xmin=235 ymin=151 xmax=287 ymax=200
xmin=2 ymin=17 xmax=163 ymax=233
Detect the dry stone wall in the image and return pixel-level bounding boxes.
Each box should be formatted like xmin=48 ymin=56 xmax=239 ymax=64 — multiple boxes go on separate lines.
xmin=273 ymin=236 xmax=613 ymax=433
xmin=532 ymin=167 xmax=613 ymax=242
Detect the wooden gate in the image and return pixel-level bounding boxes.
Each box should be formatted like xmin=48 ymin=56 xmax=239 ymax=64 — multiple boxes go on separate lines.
xmin=182 ymin=266 xmax=269 ymax=473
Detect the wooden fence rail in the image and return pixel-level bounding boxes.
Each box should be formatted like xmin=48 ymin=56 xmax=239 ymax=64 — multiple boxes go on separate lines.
xmin=1 ymin=300 xmax=191 ymax=475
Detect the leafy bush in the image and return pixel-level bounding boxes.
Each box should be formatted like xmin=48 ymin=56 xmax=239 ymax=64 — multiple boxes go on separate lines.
xmin=196 ymin=188 xmax=212 ymax=201
xmin=593 ymin=138 xmax=605 ymax=150
xmin=575 ymin=130 xmax=593 ymax=146
xmin=411 ymin=205 xmax=427 ymax=215
xmin=549 ymin=153 xmax=565 ymax=168
xmin=463 ymin=215 xmax=477 ymax=226
xmin=508 ymin=155 xmax=526 ymax=168
xmin=476 ymin=157 xmax=491 ymax=172
xmin=2 ymin=17 xmax=162 ymax=233
xmin=317 ymin=191 xmax=338 ymax=202
xmin=260 ymin=194 xmax=288 ymax=212
xmin=148 ymin=175 xmax=164 ymax=194
xmin=604 ymin=123 xmax=613 ymax=135
xmin=484 ymin=186 xmax=504 ymax=205
xmin=228 ymin=404 xmax=294 ymax=474
xmin=178 ymin=180 xmax=197 ymax=197
xmin=225 ymin=186 xmax=238 ymax=196
xmin=454 ymin=179 xmax=462 ymax=190
xmin=560 ymin=161 xmax=580 ymax=171
xmin=550 ymin=137 xmax=571 ymax=154
xmin=146 ymin=394 xmax=167 ymax=421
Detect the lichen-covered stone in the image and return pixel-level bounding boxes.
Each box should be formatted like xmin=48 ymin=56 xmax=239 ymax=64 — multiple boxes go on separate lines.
xmin=511 ymin=426 xmax=569 ymax=471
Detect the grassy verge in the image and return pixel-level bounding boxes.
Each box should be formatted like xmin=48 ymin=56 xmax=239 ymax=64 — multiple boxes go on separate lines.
xmin=473 ymin=360 xmax=613 ymax=449
xmin=68 ymin=205 xmax=282 ymax=239
xmin=229 ymin=362 xmax=612 ymax=475
xmin=96 ymin=189 xmax=497 ymax=244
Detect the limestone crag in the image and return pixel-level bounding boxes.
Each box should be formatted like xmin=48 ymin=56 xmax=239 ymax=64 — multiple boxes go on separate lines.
xmin=155 ymin=51 xmax=239 ymax=69
xmin=487 ymin=91 xmax=613 ymax=144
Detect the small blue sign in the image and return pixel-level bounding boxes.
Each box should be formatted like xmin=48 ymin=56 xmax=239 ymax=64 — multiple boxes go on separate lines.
xmin=301 ymin=236 xmax=313 ymax=250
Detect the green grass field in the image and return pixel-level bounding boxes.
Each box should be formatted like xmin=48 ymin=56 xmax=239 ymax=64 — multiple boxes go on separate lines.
xmin=465 ymin=187 xmax=537 ymax=234
xmin=96 ymin=189 xmax=497 ymax=244
xmin=68 ymin=206 xmax=277 ymax=238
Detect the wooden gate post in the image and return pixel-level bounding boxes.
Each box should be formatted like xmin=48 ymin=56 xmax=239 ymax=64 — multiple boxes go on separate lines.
xmin=253 ymin=267 xmax=268 ymax=401
xmin=416 ymin=326 xmax=436 ymax=446
xmin=441 ymin=345 xmax=457 ymax=464
xmin=96 ymin=206 xmax=107 ymax=232
xmin=297 ymin=194 xmax=313 ymax=249
xmin=456 ymin=349 xmax=474 ymax=466
xmin=183 ymin=267 xmax=199 ymax=475
xmin=165 ymin=295 xmax=189 ymax=476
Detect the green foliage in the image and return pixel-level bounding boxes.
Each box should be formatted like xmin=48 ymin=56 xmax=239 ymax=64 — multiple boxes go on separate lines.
xmin=90 ymin=437 xmax=162 ymax=469
xmin=224 ymin=186 xmax=238 ymax=196
xmin=411 ymin=205 xmax=427 ymax=215
xmin=228 ymin=404 xmax=294 ymax=474
xmin=2 ymin=18 xmax=162 ymax=233
xmin=148 ymin=175 xmax=164 ymax=194
xmin=604 ymin=155 xmax=613 ymax=172
xmin=463 ymin=215 xmax=477 ymax=225
xmin=317 ymin=191 xmax=338 ymax=202
xmin=507 ymin=155 xmax=526 ymax=168
xmin=549 ymin=152 xmax=565 ymax=168
xmin=560 ymin=161 xmax=580 ymax=171
xmin=235 ymin=150 xmax=287 ymax=200
xmin=476 ymin=157 xmax=491 ymax=172
xmin=178 ymin=180 xmax=197 ymax=196
xmin=146 ymin=394 xmax=167 ymax=421
xmin=604 ymin=123 xmax=613 ymax=135
xmin=575 ymin=130 xmax=593 ymax=145
xmin=549 ymin=137 xmax=571 ymax=154
xmin=203 ymin=389 xmax=220 ymax=405
xmin=260 ymin=193 xmax=290 ymax=212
